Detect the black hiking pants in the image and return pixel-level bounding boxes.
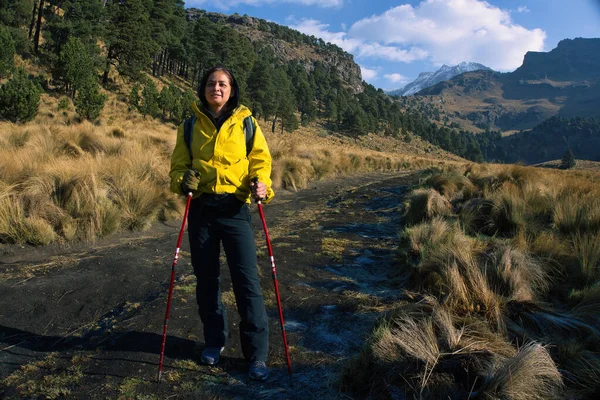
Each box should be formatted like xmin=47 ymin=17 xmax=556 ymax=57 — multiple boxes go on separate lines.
xmin=187 ymin=195 xmax=269 ymax=363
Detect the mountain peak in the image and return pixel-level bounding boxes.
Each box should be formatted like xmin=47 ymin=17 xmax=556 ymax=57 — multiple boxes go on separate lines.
xmin=387 ymin=62 xmax=492 ymax=96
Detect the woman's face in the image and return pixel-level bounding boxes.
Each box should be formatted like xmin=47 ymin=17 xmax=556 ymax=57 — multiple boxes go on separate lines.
xmin=205 ymin=70 xmax=233 ymax=114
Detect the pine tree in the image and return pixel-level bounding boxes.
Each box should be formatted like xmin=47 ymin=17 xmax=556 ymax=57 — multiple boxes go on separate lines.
xmin=180 ymin=89 xmax=197 ymax=120
xmin=74 ymin=78 xmax=106 ymax=120
xmin=560 ymin=147 xmax=576 ymax=169
xmin=185 ymin=17 xmax=218 ymax=88
xmin=0 ymin=25 xmax=15 ymax=78
xmin=271 ymin=67 xmax=297 ymax=133
xmin=140 ymin=79 xmax=160 ymax=118
xmin=58 ymin=36 xmax=95 ymax=99
xmin=0 ymin=0 xmax=37 ymax=54
xmin=44 ymin=0 xmax=105 ymax=68
xmin=102 ymin=0 xmax=158 ymax=83
xmin=247 ymin=55 xmax=277 ymax=120
xmin=0 ymin=67 xmax=41 ymax=123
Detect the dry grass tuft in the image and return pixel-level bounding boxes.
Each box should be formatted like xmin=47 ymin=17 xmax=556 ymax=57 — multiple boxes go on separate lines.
xmin=403 ymin=188 xmax=453 ymax=225
xmin=424 ymin=168 xmax=476 ymax=200
xmin=485 ymin=245 xmax=551 ymax=302
xmin=571 ymin=231 xmax=600 ymax=283
xmin=479 ymin=342 xmax=564 ymax=400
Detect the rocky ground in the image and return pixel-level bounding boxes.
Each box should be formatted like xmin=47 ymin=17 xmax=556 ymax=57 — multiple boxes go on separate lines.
xmin=0 ymin=171 xmax=417 ymax=399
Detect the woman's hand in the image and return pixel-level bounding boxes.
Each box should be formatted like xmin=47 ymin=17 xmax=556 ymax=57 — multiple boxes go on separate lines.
xmin=250 ymin=180 xmax=267 ymax=201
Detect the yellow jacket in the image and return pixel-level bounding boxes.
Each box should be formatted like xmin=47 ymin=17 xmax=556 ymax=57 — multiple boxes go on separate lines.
xmin=169 ymin=102 xmax=275 ymax=203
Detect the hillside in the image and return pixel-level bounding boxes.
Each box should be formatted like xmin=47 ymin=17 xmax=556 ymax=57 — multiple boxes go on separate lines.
xmin=416 ymin=38 xmax=600 ymax=133
xmin=185 ymin=9 xmax=363 ymax=94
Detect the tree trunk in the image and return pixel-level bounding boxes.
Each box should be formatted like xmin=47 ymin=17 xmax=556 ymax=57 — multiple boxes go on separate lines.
xmin=103 ymin=48 xmax=113 ymax=85
xmin=152 ymin=54 xmax=158 ymax=77
xmin=28 ymin=2 xmax=37 ymax=40
xmin=160 ymin=48 xmax=167 ymax=76
xmin=272 ymin=117 xmax=277 ymax=133
xmin=33 ymin=0 xmax=44 ymax=53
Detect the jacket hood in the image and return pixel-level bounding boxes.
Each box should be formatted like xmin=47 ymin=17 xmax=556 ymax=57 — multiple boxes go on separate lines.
xmin=198 ymin=66 xmax=241 ymax=114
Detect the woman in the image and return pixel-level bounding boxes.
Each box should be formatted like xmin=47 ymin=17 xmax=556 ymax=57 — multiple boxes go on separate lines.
xmin=169 ymin=66 xmax=274 ymax=381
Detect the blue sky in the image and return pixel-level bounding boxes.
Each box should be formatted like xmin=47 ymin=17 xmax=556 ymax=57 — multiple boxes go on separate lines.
xmin=184 ymin=0 xmax=600 ymax=91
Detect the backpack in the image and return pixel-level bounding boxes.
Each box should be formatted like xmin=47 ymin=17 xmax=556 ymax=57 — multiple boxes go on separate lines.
xmin=183 ymin=115 xmax=255 ymax=160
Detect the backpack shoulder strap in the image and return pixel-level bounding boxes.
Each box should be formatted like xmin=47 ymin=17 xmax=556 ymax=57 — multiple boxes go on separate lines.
xmin=243 ymin=115 xmax=255 ymax=157
xmin=183 ymin=116 xmax=196 ymax=161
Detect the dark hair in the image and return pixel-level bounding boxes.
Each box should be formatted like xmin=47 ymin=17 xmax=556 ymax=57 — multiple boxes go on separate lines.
xmin=198 ymin=65 xmax=240 ymax=113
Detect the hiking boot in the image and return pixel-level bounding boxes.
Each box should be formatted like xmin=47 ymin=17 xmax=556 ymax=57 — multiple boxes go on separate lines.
xmin=248 ymin=361 xmax=269 ymax=381
xmin=200 ymin=346 xmax=224 ymax=365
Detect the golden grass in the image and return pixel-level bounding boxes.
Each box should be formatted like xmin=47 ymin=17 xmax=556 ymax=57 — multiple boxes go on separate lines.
xmin=423 ymin=167 xmax=476 ymax=199
xmin=1 ymin=90 xmax=459 ymax=245
xmin=0 ymin=107 xmax=180 ymax=243
xmin=572 ymin=231 xmax=600 ymax=282
xmin=369 ymin=164 xmax=600 ymax=398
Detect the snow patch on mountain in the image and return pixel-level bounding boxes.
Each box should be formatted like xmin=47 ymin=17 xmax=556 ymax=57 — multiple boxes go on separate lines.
xmin=387 ymin=62 xmax=492 ymax=96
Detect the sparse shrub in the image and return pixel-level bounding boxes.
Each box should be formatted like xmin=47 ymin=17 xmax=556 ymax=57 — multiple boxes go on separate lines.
xmin=0 ymin=67 xmax=41 ymax=123
xmin=74 ymin=79 xmax=106 ymax=121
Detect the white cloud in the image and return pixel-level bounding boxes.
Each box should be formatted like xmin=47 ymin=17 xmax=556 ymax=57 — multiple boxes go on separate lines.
xmin=348 ymin=0 xmax=546 ymax=71
xmin=288 ymin=1 xmax=544 ymax=72
xmin=360 ymin=66 xmax=378 ymax=81
xmin=186 ymin=0 xmax=343 ymax=9
xmin=384 ymin=73 xmax=410 ymax=84
xmin=289 ymin=19 xmax=428 ymax=62
xmin=517 ymin=6 xmax=530 ymax=13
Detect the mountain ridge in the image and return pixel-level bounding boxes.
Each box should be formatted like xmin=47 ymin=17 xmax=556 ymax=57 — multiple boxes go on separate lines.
xmin=387 ymin=62 xmax=492 ymax=96
xmin=415 ymin=38 xmax=600 ymax=133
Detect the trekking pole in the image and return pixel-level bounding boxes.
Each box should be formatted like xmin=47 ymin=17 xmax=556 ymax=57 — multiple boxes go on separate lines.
xmin=252 ymin=178 xmax=292 ymax=376
xmin=158 ymin=192 xmax=193 ymax=382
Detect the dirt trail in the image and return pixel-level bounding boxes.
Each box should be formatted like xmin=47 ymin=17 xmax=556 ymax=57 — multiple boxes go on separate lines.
xmin=0 ymin=171 xmax=416 ymax=399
